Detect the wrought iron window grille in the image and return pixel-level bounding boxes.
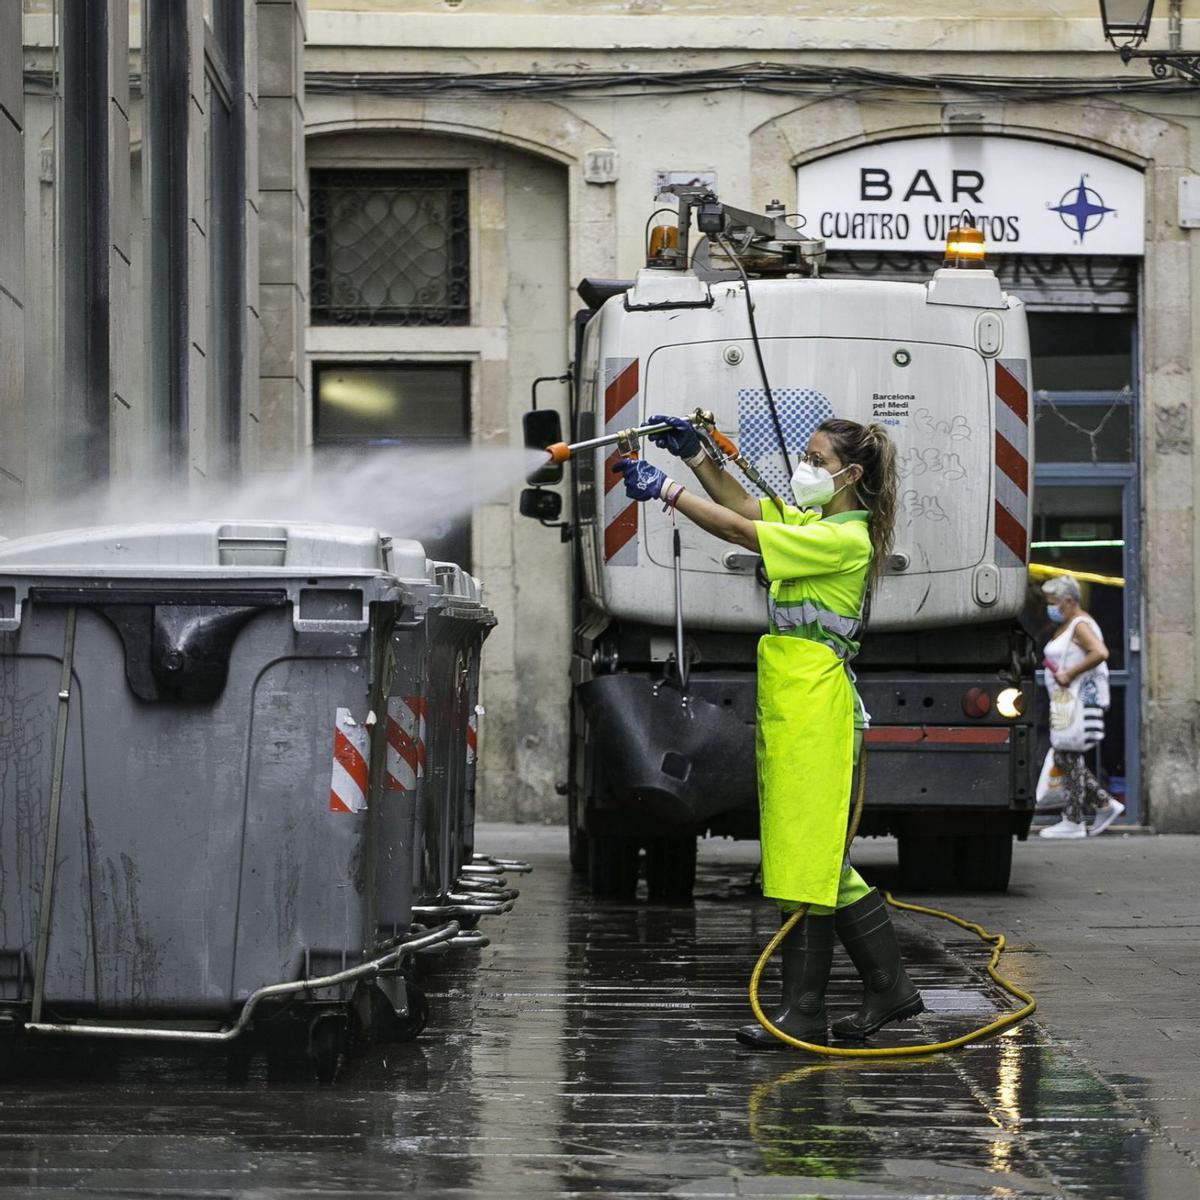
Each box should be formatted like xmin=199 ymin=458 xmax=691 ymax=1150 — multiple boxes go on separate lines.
xmin=310 ymin=169 xmax=470 ymax=326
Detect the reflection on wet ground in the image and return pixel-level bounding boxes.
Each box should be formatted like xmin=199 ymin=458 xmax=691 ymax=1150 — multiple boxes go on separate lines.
xmin=0 ymin=834 xmax=1194 ymax=1198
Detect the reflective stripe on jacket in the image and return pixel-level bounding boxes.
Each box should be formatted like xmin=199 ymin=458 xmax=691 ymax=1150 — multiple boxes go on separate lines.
xmin=755 ymin=500 xmax=871 ymax=661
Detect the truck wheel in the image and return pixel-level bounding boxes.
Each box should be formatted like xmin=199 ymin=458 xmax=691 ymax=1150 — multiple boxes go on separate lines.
xmin=645 ymin=836 xmax=697 ymax=903
xmin=956 ymin=833 xmax=1013 ymax=893
xmin=567 ymin=699 xmax=592 ymax=875
xmin=897 ymin=833 xmax=960 ymax=893
xmin=567 ymin=786 xmax=589 ymax=875
xmin=588 ymin=835 xmax=640 ymax=899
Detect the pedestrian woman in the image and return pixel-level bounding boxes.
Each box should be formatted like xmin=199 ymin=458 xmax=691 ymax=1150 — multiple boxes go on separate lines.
xmin=1038 ymin=574 xmax=1123 ymax=839
xmin=613 ymin=416 xmax=923 ymax=1048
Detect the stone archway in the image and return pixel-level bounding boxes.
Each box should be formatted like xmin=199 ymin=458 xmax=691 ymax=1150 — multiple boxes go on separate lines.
xmin=746 ymin=96 xmax=1185 ymax=221
xmin=304 ymin=95 xmax=620 ymax=281
xmin=303 ymin=101 xmax=613 ymax=822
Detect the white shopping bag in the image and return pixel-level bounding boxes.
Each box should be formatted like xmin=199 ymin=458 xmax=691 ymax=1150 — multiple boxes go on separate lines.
xmin=1035 ymin=747 xmax=1066 ymax=811
xmin=1048 ymin=678 xmax=1089 ymax=753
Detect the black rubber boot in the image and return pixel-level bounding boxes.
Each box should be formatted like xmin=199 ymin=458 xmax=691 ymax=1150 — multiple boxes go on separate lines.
xmin=735 ymin=913 xmax=834 ymax=1048
xmin=831 ymin=890 xmax=924 ymax=1040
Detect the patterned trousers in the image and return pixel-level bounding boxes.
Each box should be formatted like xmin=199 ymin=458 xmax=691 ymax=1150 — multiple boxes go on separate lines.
xmin=1053 ymin=749 xmax=1116 ymax=825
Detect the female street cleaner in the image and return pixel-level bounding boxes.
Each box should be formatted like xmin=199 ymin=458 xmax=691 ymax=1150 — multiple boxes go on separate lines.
xmin=612 ymin=416 xmax=924 ymax=1048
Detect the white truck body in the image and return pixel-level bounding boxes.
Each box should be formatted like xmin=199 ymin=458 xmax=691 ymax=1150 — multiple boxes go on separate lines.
xmin=576 ymin=267 xmax=1032 ymax=633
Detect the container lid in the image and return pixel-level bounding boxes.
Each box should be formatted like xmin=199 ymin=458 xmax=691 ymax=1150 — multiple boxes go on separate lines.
xmin=0 ymin=521 xmax=428 ymax=578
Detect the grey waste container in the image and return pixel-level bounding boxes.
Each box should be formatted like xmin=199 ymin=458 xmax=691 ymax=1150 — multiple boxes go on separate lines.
xmin=376 ymin=559 xmax=436 ymax=940
xmin=460 ymin=572 xmax=486 ymax=866
xmin=0 ymin=521 xmax=458 ymax=1063
xmin=413 ymin=563 xmax=495 ymax=907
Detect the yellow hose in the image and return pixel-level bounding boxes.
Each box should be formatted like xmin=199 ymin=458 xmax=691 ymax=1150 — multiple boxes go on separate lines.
xmin=748 ymin=756 xmax=1037 ymax=1056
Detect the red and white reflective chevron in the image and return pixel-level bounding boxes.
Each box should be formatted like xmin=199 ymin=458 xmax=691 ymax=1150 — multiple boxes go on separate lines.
xmin=465 ymin=707 xmax=478 ymax=767
xmin=993 ymin=358 xmax=1030 ymax=569
xmin=385 ymin=695 xmax=426 ymax=792
xmin=330 ymin=707 xmax=370 ymax=814
xmin=603 ymin=356 xmax=640 ymax=565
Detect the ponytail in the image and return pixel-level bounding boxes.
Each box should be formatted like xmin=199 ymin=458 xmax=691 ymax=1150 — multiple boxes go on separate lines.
xmin=815 ymin=419 xmax=899 ymax=588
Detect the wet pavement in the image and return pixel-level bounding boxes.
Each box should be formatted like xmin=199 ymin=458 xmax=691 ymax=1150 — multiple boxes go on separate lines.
xmin=1 ymin=825 xmax=1198 ymax=1198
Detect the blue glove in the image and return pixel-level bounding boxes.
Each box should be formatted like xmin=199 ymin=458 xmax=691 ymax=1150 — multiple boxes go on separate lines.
xmin=647 ymin=414 xmax=701 ymax=461
xmin=611 ymin=458 xmax=668 ymax=502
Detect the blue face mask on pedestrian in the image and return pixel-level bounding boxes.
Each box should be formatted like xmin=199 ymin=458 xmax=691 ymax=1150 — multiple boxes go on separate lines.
xmin=1046 ymin=604 xmax=1064 ymax=624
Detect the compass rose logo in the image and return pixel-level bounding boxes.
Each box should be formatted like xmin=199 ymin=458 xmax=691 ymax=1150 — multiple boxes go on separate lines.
xmin=1048 ymin=176 xmax=1115 ymax=243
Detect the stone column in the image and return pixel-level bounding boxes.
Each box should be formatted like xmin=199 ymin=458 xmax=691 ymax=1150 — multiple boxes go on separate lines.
xmin=1142 ymin=162 xmax=1199 ymax=832
xmin=251 ymin=0 xmax=309 ymax=472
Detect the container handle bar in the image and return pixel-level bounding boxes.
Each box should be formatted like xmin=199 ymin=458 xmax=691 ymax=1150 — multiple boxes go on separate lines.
xmin=456 ymin=882 xmax=513 ymax=896
xmin=447 ymin=930 xmax=491 ymax=950
xmin=412 ymin=899 xmax=515 ymax=919
xmin=23 ymin=921 xmax=461 ymax=1044
xmin=468 ymin=855 xmax=533 ymax=875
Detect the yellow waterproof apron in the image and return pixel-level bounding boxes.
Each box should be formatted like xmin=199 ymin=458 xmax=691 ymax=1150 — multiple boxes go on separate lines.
xmin=754 ymin=503 xmax=872 ymax=909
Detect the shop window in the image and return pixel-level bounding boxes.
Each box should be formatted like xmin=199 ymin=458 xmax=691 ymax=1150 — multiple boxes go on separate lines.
xmin=313 ymin=362 xmax=469 ymax=444
xmin=1029 ymin=483 xmax=1127 ymax=670
xmin=1033 ymin=401 xmax=1134 ymax=464
xmin=310 ymin=170 xmax=470 ymax=327
xmin=1030 ymin=313 xmax=1135 ymax=465
xmin=1029 ymin=313 xmax=1133 ymax=392
xmin=313 ymin=361 xmax=471 ymax=566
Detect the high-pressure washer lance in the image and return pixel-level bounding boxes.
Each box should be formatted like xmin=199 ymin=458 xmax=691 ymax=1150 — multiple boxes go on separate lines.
xmin=685 ymin=408 xmax=788 ymax=517
xmin=543 ymin=422 xmax=674 ymax=465
xmin=544 ymin=419 xmax=710 ymax=706
xmin=543 ymin=411 xmax=784 ymax=517
xmin=543 ymin=413 xmax=773 ymax=708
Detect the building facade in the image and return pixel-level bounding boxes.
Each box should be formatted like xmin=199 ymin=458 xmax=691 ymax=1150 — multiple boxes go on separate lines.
xmin=5 ymin=3 xmax=1196 ymax=831
xmin=302 ymin=1 xmax=1199 ymax=831
xmin=1 ymin=0 xmax=307 ymax=535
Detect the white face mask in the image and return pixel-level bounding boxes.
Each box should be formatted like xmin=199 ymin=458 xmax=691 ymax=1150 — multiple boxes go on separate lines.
xmin=790 ymin=461 xmax=851 ymax=510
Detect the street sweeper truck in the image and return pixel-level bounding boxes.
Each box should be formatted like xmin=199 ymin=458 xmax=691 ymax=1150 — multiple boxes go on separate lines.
xmin=521 ymin=188 xmax=1038 ymax=900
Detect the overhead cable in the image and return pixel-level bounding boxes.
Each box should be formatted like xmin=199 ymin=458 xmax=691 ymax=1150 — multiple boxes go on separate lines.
xmin=306 ymin=61 xmax=1195 ymax=102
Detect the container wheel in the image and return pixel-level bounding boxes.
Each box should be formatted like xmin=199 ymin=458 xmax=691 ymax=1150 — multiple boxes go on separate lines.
xmin=308 ymin=1014 xmax=346 ymax=1085
xmin=0 ymin=1012 xmax=19 ymax=1079
xmin=644 ymin=835 xmax=697 ymax=903
xmin=956 ymin=832 xmax=1013 ymax=892
xmin=224 ymin=1042 xmax=256 ymax=1084
xmin=587 ymin=834 xmax=640 ymax=900
xmin=0 ymin=1038 xmax=15 ymax=1080
xmin=391 ymin=983 xmax=430 ymax=1043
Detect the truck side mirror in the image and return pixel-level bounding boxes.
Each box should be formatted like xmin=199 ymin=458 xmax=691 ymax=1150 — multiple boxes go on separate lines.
xmin=523 ymin=410 xmax=564 ymax=485
xmin=520 ymin=488 xmax=563 ymax=522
